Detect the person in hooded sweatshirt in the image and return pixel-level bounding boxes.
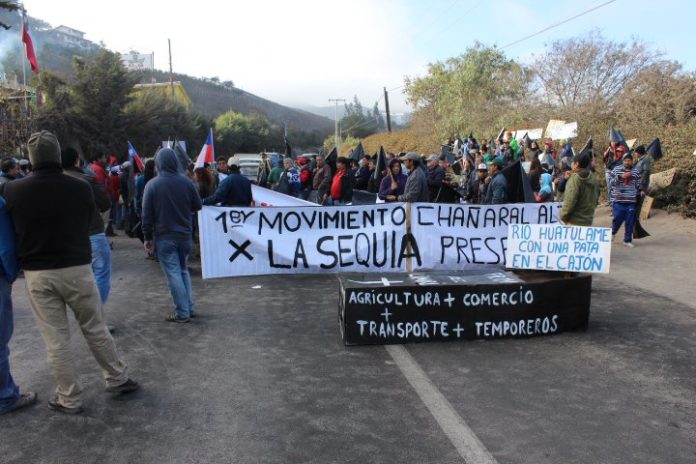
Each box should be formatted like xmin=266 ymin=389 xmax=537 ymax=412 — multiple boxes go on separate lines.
xmin=536 ymin=173 xmax=554 ymax=203
xmin=142 ymin=148 xmax=202 ymax=323
xmin=560 ymin=153 xmax=600 ymax=226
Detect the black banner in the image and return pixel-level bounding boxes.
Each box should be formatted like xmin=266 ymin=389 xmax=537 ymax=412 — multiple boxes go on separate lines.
xmin=339 ymin=270 xmax=591 ymax=345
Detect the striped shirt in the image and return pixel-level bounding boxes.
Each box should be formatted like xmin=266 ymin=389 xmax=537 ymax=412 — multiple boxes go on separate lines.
xmin=610 ymin=165 xmax=641 ymax=203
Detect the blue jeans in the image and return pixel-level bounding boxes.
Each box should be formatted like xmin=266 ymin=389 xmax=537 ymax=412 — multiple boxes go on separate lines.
xmin=156 ymin=239 xmax=194 ymax=318
xmin=90 ymin=234 xmax=112 ymax=304
xmin=0 ymin=277 xmax=20 ymax=412
xmin=612 ymin=202 xmax=636 ymax=243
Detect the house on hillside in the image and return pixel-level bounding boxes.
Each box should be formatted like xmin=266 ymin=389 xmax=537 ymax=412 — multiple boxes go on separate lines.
xmin=132 ymin=81 xmax=192 ymax=110
xmin=46 ymin=25 xmax=97 ymax=50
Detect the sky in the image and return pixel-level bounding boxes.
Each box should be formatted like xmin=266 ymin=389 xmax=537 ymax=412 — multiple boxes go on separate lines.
xmin=24 ymin=0 xmax=696 ymax=114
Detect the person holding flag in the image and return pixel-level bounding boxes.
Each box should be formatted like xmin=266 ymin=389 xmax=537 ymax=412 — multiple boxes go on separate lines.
xmin=127 ymin=142 xmax=145 ymax=173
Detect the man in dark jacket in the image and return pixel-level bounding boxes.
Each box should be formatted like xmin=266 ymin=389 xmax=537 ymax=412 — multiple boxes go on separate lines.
xmin=560 ymin=154 xmax=600 ymax=226
xmin=397 ymin=153 xmax=429 ymax=203
xmin=203 ymin=164 xmax=253 ymax=207
xmin=353 ymin=157 xmax=371 ymax=191
xmin=312 ymin=154 xmax=332 ymax=204
xmin=3 ymin=131 xmax=137 ymax=414
xmin=483 ymin=158 xmax=508 ymax=204
xmin=426 ymin=154 xmax=446 ymax=201
xmin=142 ymin=148 xmax=202 ymax=322
xmin=62 ymin=147 xmax=113 ymax=307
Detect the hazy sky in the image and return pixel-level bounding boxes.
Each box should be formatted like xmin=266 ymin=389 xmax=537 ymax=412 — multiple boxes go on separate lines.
xmin=25 ymin=0 xmax=696 ymax=113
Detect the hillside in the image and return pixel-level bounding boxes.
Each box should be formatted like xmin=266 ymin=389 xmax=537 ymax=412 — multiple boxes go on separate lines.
xmin=140 ymin=70 xmax=334 ymax=134
xmin=0 ymin=9 xmax=333 ymax=136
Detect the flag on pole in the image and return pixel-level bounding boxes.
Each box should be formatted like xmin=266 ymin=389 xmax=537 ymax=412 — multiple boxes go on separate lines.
xmin=195 ymin=128 xmax=215 ymax=168
xmin=127 ymin=141 xmax=144 ymax=172
xmin=21 ymin=10 xmax=39 ymax=74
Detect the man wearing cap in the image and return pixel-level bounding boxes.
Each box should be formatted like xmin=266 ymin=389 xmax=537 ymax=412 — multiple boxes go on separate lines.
xmin=609 ymin=153 xmax=641 ymax=247
xmin=143 ymin=148 xmax=203 ymax=322
xmin=425 ymin=154 xmax=446 ymax=202
xmin=2 ymin=131 xmax=138 ymax=414
xmin=560 ymin=154 xmax=600 ymax=226
xmin=467 ymin=163 xmax=489 ymax=204
xmin=397 ymin=152 xmax=429 ymax=203
xmin=483 ymin=158 xmax=508 ymax=204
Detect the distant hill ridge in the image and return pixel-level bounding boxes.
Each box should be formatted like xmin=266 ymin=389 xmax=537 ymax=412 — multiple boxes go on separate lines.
xmin=0 ymin=9 xmax=333 ymax=136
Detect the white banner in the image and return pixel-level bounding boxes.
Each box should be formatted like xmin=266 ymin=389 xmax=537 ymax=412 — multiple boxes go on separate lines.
xmin=251 ymin=185 xmax=314 ymax=207
xmin=505 ymin=224 xmax=611 ymax=274
xmin=410 ymin=203 xmax=561 ymax=271
xmin=513 ymin=128 xmax=544 ymax=141
xmin=199 ymin=203 xmax=409 ymax=279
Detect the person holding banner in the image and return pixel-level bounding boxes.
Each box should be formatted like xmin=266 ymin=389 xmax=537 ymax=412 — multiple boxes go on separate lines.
xmin=483 ymin=158 xmax=507 ymax=204
xmin=609 ymin=153 xmax=641 ymax=247
xmin=329 ymin=157 xmax=353 ymax=206
xmin=312 ymin=154 xmax=332 ymax=205
xmin=397 ymin=153 xmax=429 ymax=203
xmin=379 ymin=159 xmax=407 ymax=202
xmin=560 ymin=154 xmax=600 ymax=226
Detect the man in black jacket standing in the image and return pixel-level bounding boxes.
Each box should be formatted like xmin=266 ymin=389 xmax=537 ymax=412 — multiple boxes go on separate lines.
xmin=142 ymin=148 xmax=202 ymax=322
xmin=3 ymin=131 xmax=138 ymax=414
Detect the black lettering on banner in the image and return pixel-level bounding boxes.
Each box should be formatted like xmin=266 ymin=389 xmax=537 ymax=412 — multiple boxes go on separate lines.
xmin=485 ymin=237 xmax=502 ymax=264
xmin=338 ymin=235 xmax=354 ymax=267
xmin=417 ymin=205 xmax=435 ymax=226
xmin=229 ymin=239 xmax=253 ymax=262
xmin=317 ymin=236 xmax=338 ymax=269
xmin=440 ymin=236 xmax=453 ymax=264
xmin=470 ymin=237 xmax=484 ymax=264
xmin=259 ymin=211 xmax=281 ymax=235
xmin=268 ymin=240 xmax=291 ymax=269
xmin=216 ymin=212 xmax=228 ymax=234
xmin=293 ymin=239 xmax=309 ymax=268
xmin=498 ymin=207 xmax=509 ymax=226
xmin=398 ymin=233 xmax=422 ymax=267
xmin=390 ymin=205 xmax=407 ymax=226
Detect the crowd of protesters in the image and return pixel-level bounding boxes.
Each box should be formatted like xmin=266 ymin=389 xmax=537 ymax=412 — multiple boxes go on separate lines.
xmin=0 ymin=123 xmax=657 ymax=416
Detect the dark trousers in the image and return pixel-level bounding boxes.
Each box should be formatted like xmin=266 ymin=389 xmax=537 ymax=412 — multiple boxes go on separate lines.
xmin=612 ymin=202 xmax=637 ymax=243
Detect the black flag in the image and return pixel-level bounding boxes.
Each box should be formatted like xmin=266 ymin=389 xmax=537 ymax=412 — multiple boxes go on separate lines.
xmin=501 ymin=160 xmax=535 ymax=203
xmin=351 ymin=142 xmax=365 ymax=162
xmin=646 ymin=138 xmax=663 ymax=161
xmin=326 ymin=146 xmax=338 ymax=174
xmin=284 ymin=136 xmax=292 ymax=159
xmin=373 ymin=146 xmax=387 ymax=180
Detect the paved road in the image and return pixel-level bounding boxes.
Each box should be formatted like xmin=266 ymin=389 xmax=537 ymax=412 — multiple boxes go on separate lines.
xmin=1 ymin=212 xmax=694 ymax=463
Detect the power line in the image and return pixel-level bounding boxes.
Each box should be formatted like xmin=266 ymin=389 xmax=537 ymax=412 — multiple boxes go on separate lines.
xmin=500 ymin=0 xmax=618 ymax=50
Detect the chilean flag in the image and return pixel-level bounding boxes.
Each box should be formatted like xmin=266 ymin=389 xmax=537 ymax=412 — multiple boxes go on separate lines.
xmin=195 ymin=128 xmax=215 ymax=168
xmin=127 ymin=141 xmax=145 ymax=172
xmin=21 ymin=10 xmax=39 ymax=74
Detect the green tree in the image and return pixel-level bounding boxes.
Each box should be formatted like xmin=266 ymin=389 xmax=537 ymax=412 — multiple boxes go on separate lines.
xmin=340 ymin=95 xmax=381 ymax=139
xmin=214 ymin=111 xmax=271 ymax=155
xmin=68 ymin=51 xmax=140 ymax=159
xmin=404 ymin=42 xmax=530 ymax=142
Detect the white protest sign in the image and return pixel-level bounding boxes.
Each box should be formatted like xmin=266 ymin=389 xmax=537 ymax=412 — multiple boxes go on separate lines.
xmin=251 ymin=185 xmax=314 ymax=207
xmin=550 ymin=122 xmax=578 ymax=140
xmin=505 ymin=224 xmax=611 ymax=274
xmin=198 ymin=203 xmax=410 ymax=279
xmin=410 ymin=203 xmax=562 ymax=271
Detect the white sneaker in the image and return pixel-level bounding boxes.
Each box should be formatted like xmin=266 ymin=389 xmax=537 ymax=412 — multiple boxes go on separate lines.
xmin=623 ymin=241 xmax=635 ymax=248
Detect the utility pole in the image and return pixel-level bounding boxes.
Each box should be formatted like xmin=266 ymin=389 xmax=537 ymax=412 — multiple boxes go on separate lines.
xmin=328 ymin=98 xmax=345 ymax=154
xmin=168 ymin=39 xmax=174 ymax=95
xmin=383 ymin=87 xmax=392 ymax=133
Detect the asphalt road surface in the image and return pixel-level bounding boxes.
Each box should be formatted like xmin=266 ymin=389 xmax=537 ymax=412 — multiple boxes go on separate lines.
xmin=1 ymin=209 xmax=694 ymax=464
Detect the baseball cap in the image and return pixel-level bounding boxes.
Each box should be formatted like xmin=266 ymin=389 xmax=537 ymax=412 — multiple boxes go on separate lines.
xmin=400 ymin=152 xmax=420 ymax=161
xmin=477 ymin=163 xmax=488 ymax=171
